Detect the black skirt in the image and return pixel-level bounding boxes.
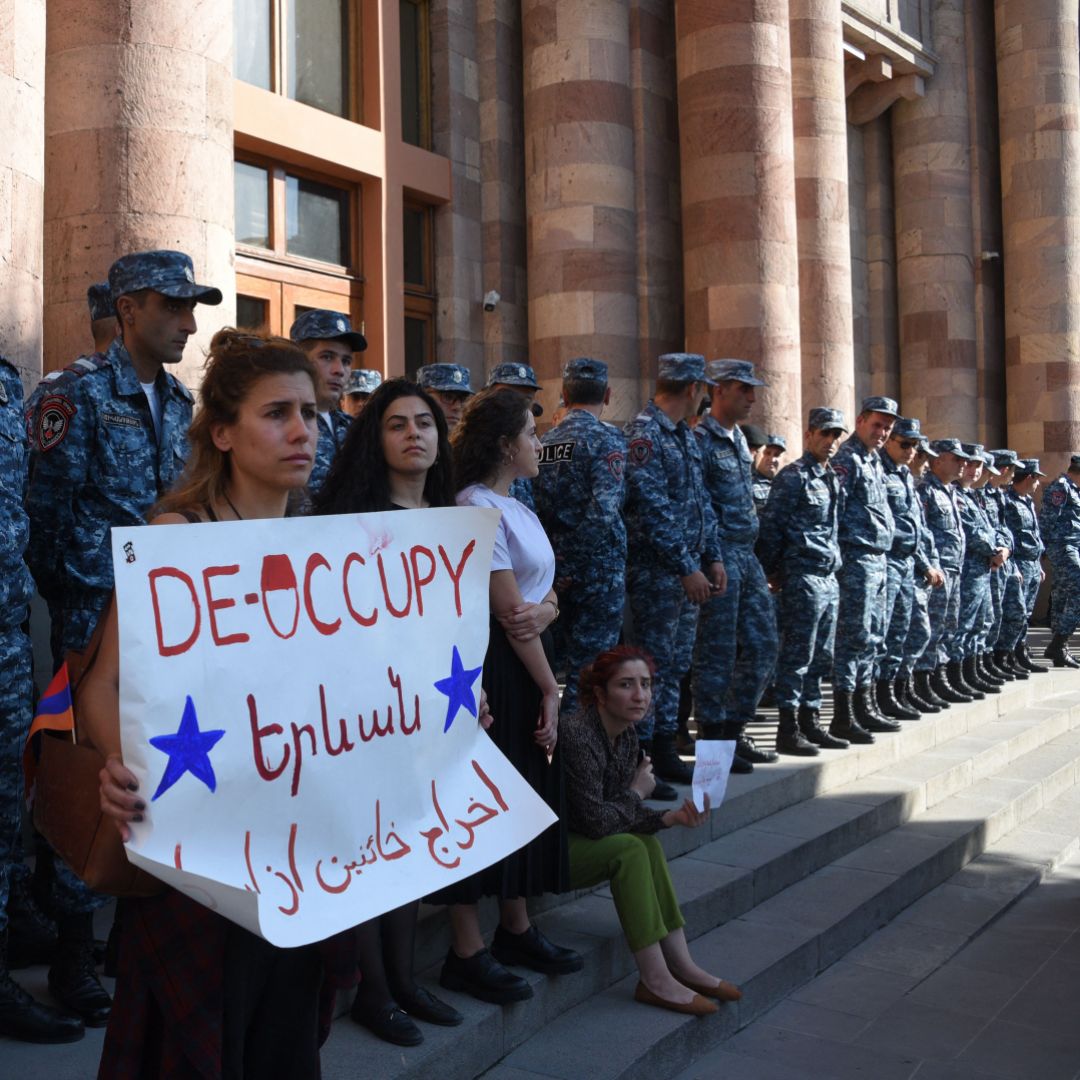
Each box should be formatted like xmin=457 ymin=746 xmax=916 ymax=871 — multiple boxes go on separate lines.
xmin=428 ymin=619 xmax=569 ymax=903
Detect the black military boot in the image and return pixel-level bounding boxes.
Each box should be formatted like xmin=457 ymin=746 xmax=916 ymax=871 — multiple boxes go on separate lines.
xmin=977 ymin=653 xmax=1006 ymax=686
xmin=1016 ymin=642 xmax=1049 ymax=674
xmin=1045 ymin=633 xmax=1080 ymax=669
xmin=855 ymin=685 xmax=900 ymax=733
xmin=876 ymin=679 xmax=919 ymax=720
xmin=797 ymin=705 xmax=848 ymax=749
xmin=947 ymin=659 xmax=984 ymax=699
xmin=994 ymin=649 xmax=1027 ymax=680
xmin=734 ymin=731 xmax=779 ymax=766
xmin=5 ymin=876 xmax=58 ymax=970
xmin=0 ymin=933 xmax=83 ymax=1044
xmin=900 ymin=675 xmax=937 ymax=714
xmin=914 ymin=668 xmax=949 ymax=708
xmin=638 ymin=741 xmax=678 ymax=800
xmin=933 ymin=663 xmax=971 ymax=703
xmin=963 ymin=655 xmax=1000 ymax=694
xmin=701 ymin=725 xmax=753 ymax=774
xmin=48 ymin=914 xmax=112 ymax=1027
xmin=776 ymin=709 xmax=818 ymax=756
xmin=829 ymin=689 xmax=874 ymax=745
xmin=984 ymin=651 xmax=1013 ymax=681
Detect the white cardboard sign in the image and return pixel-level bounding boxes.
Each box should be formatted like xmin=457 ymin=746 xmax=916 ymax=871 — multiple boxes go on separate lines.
xmin=111 ymin=508 xmax=556 ymax=947
xmin=691 ymin=739 xmax=736 ymax=813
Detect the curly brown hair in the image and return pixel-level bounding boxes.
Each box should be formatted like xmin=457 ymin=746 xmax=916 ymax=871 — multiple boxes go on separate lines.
xmin=450 ymin=387 xmax=532 ymax=492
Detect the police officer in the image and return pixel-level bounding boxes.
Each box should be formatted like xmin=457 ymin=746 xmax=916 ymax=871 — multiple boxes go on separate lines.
xmin=532 ymin=358 xmax=626 ymax=719
xmin=692 ymin=360 xmax=779 ymax=773
xmin=757 ymin=408 xmax=853 ymax=753
xmin=0 ymin=358 xmax=84 ymax=1043
xmin=624 ymin=354 xmax=725 ymax=785
xmin=1039 ymin=455 xmax=1080 ymax=667
xmin=418 ymin=362 xmax=474 ymax=430
xmin=751 ymin=433 xmax=786 ymax=513
xmin=24 ymin=249 xmax=221 ymax=1026
xmin=916 ymin=440 xmax=974 ymax=705
xmin=341 ymin=367 xmax=382 ymax=417
xmin=1001 ymin=459 xmax=1049 ymax=674
xmin=488 ymin=362 xmax=543 ymax=508
xmin=970 ymin=450 xmax=1014 ymax=686
xmin=289 ymin=309 xmax=367 ymax=492
xmin=984 ymin=449 xmax=1023 ymax=679
xmin=876 ymin=417 xmax=945 ymax=720
xmin=831 ymin=396 xmax=899 ymax=736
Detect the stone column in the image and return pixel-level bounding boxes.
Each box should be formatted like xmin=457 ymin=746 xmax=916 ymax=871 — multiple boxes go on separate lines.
xmin=891 ymin=0 xmax=977 ymax=438
xmin=995 ymin=0 xmax=1080 ymax=473
xmin=790 ymin=0 xmax=855 ymax=420
xmin=847 ymin=121 xmax=869 ymax=404
xmin=43 ymin=0 xmax=235 ymax=385
xmin=863 ymin=114 xmax=900 ymax=403
xmin=522 ymin=0 xmax=639 ymax=423
xmin=0 ymin=0 xmax=45 ymax=386
xmin=673 ymin=0 xmax=802 ymax=448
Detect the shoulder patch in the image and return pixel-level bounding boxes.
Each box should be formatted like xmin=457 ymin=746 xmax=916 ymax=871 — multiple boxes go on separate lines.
xmin=37 ymin=395 xmax=76 ymax=452
xmin=831 ymin=463 xmax=848 ymax=482
xmin=1051 ymin=488 xmax=1067 ymax=507
xmin=538 ymin=441 xmax=574 ymax=466
xmin=628 ymin=437 xmax=652 ymax=466
xmin=606 ymin=449 xmax=625 ymax=479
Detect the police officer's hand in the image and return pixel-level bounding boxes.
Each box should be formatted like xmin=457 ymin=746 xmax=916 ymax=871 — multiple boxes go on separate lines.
xmin=535 ymin=690 xmax=559 ymax=755
xmin=100 ymin=752 xmax=146 ymax=842
xmin=990 ymin=548 xmax=1008 ymax=569
xmin=478 ymin=688 xmax=493 ymax=730
xmin=925 ymin=567 xmax=945 ymax=588
xmin=681 ymin=570 xmax=712 ymax=604
xmin=767 ymin=572 xmax=783 ymax=593
xmin=707 ymin=561 xmax=728 ymax=596
xmin=662 ymin=795 xmax=710 ymax=829
xmin=631 ymin=755 xmax=656 ymax=799
xmin=1040 ymin=567 xmax=1047 ymax=583
xmin=498 ymin=600 xmax=556 ymax=641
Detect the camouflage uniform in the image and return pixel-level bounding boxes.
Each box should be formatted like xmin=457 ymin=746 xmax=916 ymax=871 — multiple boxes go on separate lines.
xmin=954 ymin=441 xmax=999 ymax=662
xmin=1000 ymin=470 xmax=1045 ymax=650
xmin=533 ymin=361 xmax=627 ymax=716
xmin=757 ymin=449 xmax=842 ymax=712
xmin=0 ymin=360 xmax=35 ymax=936
xmin=1040 ymin=470 xmax=1080 ymax=637
xmin=751 ymin=473 xmax=772 ymax=514
xmin=831 ymin=418 xmax=896 ymax=692
xmin=916 ymin=465 xmax=967 ymax=672
xmin=692 ymin=380 xmax=778 ymax=739
xmin=902 ymin=491 xmax=939 ymax=680
xmin=310 ymin=409 xmax=351 ymax=493
xmin=982 ymin=450 xmax=1019 ymax=652
xmin=624 ymin=362 xmax=721 ymax=743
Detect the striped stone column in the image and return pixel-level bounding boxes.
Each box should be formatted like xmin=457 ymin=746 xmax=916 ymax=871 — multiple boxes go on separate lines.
xmin=673 ymin=0 xmax=802 ymax=448
xmin=522 ymin=0 xmax=639 ymax=423
xmin=995 ymin=0 xmax=1080 ymax=473
xmin=43 ymin=0 xmax=235 ymax=384
xmin=863 ymin=114 xmax=900 ymax=403
xmin=790 ymin=0 xmax=855 ymax=420
xmin=892 ymin=0 xmax=978 ymax=438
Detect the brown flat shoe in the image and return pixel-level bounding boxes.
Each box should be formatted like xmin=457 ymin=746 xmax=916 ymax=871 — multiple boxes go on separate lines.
xmin=633 ymin=981 xmax=718 ymax=1016
xmin=676 ymin=976 xmax=742 ymax=1002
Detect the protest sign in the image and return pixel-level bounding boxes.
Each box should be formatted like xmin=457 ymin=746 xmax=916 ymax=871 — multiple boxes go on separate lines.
xmin=111 ymin=508 xmax=556 ymax=947
xmin=691 ymin=739 xmax=736 ymax=813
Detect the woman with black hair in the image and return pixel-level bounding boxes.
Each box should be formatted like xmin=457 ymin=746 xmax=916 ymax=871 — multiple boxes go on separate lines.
xmin=313 ymin=378 xmax=468 ymax=1046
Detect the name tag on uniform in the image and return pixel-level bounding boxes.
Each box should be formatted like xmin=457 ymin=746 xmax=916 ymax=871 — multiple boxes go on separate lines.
xmin=713 ymin=449 xmax=734 ymax=461
xmin=102 ymin=412 xmax=143 ymax=430
xmin=539 ymin=442 xmax=574 ymax=465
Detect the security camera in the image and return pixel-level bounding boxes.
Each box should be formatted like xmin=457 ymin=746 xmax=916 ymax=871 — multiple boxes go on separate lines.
xmin=483 ymin=290 xmax=501 ymax=312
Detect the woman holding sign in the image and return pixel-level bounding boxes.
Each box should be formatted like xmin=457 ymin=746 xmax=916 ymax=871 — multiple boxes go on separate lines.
xmin=313 ymin=378 xmax=469 ymax=1047
xmin=430 ymin=387 xmax=583 ymax=1004
xmin=561 ymin=646 xmax=742 ymax=1016
xmin=87 ymin=332 xmax=344 ymax=1078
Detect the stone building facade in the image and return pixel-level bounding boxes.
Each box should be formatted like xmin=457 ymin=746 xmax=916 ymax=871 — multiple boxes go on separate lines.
xmin=1 ymin=0 xmax=1078 ymax=472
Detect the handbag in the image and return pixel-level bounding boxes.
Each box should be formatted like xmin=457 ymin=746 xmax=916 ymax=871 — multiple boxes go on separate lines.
xmin=27 ymin=597 xmax=163 ymax=898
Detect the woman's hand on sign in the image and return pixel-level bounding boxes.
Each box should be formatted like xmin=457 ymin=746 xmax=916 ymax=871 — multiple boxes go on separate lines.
xmin=497 ymin=600 xmax=555 ymax=642
xmin=535 ymin=690 xmax=559 ymax=755
xmin=478 ymin=688 xmax=494 ymax=730
xmin=662 ymin=795 xmax=709 ymax=830
xmin=99 ymin=753 xmax=146 ymax=842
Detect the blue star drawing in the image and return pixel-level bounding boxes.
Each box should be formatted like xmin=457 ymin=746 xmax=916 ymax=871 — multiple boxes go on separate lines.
xmin=148 ymin=695 xmax=226 ymax=801
xmin=434 ymin=646 xmax=483 ymax=733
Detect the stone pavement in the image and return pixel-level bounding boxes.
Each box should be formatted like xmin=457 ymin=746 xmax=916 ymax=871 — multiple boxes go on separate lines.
xmin=675 ymin=849 xmax=1080 ymax=1080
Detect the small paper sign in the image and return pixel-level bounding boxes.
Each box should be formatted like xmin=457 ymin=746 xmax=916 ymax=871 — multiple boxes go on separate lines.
xmin=692 ymin=739 xmax=736 ymax=812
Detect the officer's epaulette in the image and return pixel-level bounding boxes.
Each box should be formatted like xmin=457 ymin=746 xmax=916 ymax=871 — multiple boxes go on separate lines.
xmin=41 ymin=352 xmax=110 ymax=392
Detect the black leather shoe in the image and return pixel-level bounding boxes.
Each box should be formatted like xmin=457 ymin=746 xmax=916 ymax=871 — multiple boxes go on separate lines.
xmin=1045 ymin=634 xmax=1080 ymax=669
xmin=776 ymin=710 xmax=819 ymax=756
xmin=651 ymin=733 xmax=694 ymax=784
xmin=440 ymin=948 xmax=533 ymax=1004
xmin=829 ymin=689 xmax=874 ymax=745
xmin=0 ymin=967 xmax=83 ymax=1044
xmin=394 ymin=986 xmax=463 ymax=1026
xmin=735 ymin=735 xmax=779 ymax=764
xmin=48 ymin=942 xmax=111 ymax=1028
xmin=797 ymin=706 xmax=849 ymax=749
xmin=730 ymin=753 xmax=753 ymax=774
xmin=854 ymin=686 xmax=900 ymax=733
xmin=351 ymin=1001 xmax=423 ymax=1046
xmin=1016 ymin=643 xmax=1049 ymax=674
xmin=491 ymin=925 xmax=584 ymax=975
xmin=5 ymin=880 xmax=57 ymax=971
xmin=648 ymin=779 xmax=679 ymax=801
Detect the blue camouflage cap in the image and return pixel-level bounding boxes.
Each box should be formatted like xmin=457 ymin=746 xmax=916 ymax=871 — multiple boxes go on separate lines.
xmin=808 ymin=407 xmax=848 ymax=432
xmin=1015 ymin=458 xmax=1046 ymax=478
xmin=989 ymin=448 xmax=1018 ymax=468
xmin=109 ymin=250 xmax=222 ymax=305
xmin=290 ymin=309 xmax=368 ymax=352
xmin=343 ymin=368 xmax=382 ymax=396
xmin=765 ymin=433 xmax=786 ymax=450
xmin=861 ymin=395 xmax=900 ymax=418
xmin=87 ymin=282 xmax=115 ymax=321
xmin=418 ymin=362 xmax=474 ymax=394
xmin=960 ymin=442 xmax=985 ymax=463
xmin=707 ymin=358 xmax=766 ymax=386
xmin=488 ymin=361 xmax=541 ymax=390
xmin=917 ymin=436 xmax=939 ymax=458
xmin=930 ymin=438 xmax=973 ymax=459
xmin=563 ymin=356 xmax=608 ymax=383
xmin=659 ymin=352 xmax=713 ymax=384
xmin=741 ymin=423 xmax=767 ymax=448
xmin=891 ymin=416 xmax=923 ymax=439
xmin=979 ymin=451 xmax=1000 ymax=476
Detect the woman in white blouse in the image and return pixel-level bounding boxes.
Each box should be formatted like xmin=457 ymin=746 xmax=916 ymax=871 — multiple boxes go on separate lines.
xmin=431 ymin=388 xmax=583 ymax=1005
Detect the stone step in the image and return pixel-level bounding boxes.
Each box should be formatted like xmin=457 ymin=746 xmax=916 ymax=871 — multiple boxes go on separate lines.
xmin=481 ymin=730 xmax=1080 ymax=1080
xmin=320 ymin=670 xmax=1080 ymax=1079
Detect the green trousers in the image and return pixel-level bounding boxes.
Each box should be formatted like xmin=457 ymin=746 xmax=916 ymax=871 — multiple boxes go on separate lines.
xmin=568 ymin=832 xmax=684 ymax=952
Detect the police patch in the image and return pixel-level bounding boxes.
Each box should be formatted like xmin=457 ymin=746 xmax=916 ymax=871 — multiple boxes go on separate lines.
xmin=37 ymin=395 xmax=76 ymax=452
xmin=1052 ymin=488 xmax=1066 ymax=507
xmin=606 ymin=450 xmax=625 ymax=479
xmin=539 ymin=441 xmax=574 ymax=466
xmin=831 ymin=463 xmax=849 ymax=482
xmin=629 ymin=437 xmax=652 ymax=466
